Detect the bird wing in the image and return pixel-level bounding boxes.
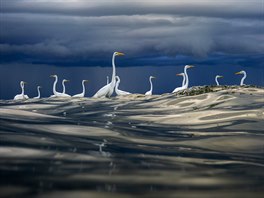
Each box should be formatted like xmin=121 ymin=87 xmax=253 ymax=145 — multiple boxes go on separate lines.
xmin=145 ymin=91 xmax=151 ymax=95
xmin=93 ymin=84 xmax=111 ymax=98
xmin=14 ymin=94 xmax=22 ymax=100
xmin=172 ymin=86 xmax=184 ymax=93
xmin=119 ymin=90 xmax=131 ymax=95
xmin=72 ymin=93 xmax=83 ymax=98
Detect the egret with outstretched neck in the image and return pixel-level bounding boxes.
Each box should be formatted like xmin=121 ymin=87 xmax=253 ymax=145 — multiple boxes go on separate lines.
xmin=172 ymin=65 xmax=194 ymax=93
xmin=215 ymin=75 xmax=224 ymax=86
xmin=235 ymin=70 xmax=247 ymax=85
xmin=62 ymin=79 xmax=71 ymax=97
xmin=50 ymin=75 xmax=71 ymax=97
xmin=182 ymin=65 xmax=194 ymax=89
xmin=34 ymin=86 xmax=42 ymax=99
xmin=72 ymin=80 xmax=89 ymax=98
xmin=93 ymin=52 xmax=124 ymax=98
xmin=14 ymin=81 xmax=29 ymax=100
xmin=145 ymin=76 xmax=155 ymax=95
xmin=50 ymin=75 xmax=59 ymax=97
xmin=172 ymin=73 xmax=185 ymax=93
xmin=115 ymin=76 xmax=131 ymax=96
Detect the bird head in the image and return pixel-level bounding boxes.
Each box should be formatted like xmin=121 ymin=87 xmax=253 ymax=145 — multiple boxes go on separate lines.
xmin=63 ymin=79 xmax=70 ymax=83
xmin=150 ymin=76 xmax=156 ymax=79
xmin=235 ymin=71 xmax=243 ymax=75
xmin=50 ymin=74 xmax=57 ymax=78
xmin=185 ymin=65 xmax=195 ymax=69
xmin=20 ymin=81 xmax=27 ymax=87
xmin=83 ymin=80 xmax=89 ymax=83
xmin=115 ymin=52 xmax=125 ymax=56
xmin=176 ymin=73 xmax=184 ymax=76
xmin=216 ymin=75 xmax=224 ymax=78
xmin=37 ymin=86 xmax=42 ymax=88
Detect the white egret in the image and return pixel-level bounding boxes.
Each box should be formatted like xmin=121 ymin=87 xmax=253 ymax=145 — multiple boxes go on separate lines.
xmin=50 ymin=75 xmax=71 ymax=97
xmin=72 ymin=80 xmax=89 ymax=98
xmin=62 ymin=79 xmax=71 ymax=97
xmin=145 ymin=76 xmax=156 ymax=95
xmin=50 ymin=75 xmax=59 ymax=97
xmin=14 ymin=81 xmax=29 ymax=100
xmin=115 ymin=76 xmax=131 ymax=96
xmin=93 ymin=52 xmax=124 ymax=98
xmin=34 ymin=86 xmax=42 ymax=99
xmin=172 ymin=73 xmax=185 ymax=93
xmin=235 ymin=70 xmax=247 ymax=85
xmin=172 ymin=65 xmax=194 ymax=93
xmin=215 ymin=75 xmax=224 ymax=86
xmin=182 ymin=65 xmax=194 ymax=89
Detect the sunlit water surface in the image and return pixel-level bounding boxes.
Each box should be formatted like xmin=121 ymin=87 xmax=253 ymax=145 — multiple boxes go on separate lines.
xmin=0 ymin=86 xmax=264 ymax=198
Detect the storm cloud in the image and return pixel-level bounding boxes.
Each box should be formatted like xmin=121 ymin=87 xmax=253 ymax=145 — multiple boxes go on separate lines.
xmin=1 ymin=0 xmax=263 ymax=67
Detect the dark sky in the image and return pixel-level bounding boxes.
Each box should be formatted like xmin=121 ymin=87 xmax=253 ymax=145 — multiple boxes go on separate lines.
xmin=0 ymin=0 xmax=263 ymax=99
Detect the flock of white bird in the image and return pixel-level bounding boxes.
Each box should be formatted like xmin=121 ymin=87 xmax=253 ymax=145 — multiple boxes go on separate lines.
xmin=13 ymin=52 xmax=248 ymax=100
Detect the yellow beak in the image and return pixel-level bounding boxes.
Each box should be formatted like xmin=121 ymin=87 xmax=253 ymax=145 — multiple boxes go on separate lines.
xmin=235 ymin=72 xmax=241 ymax=75
xmin=116 ymin=52 xmax=125 ymax=56
xmin=219 ymin=76 xmax=224 ymax=78
xmin=176 ymin=73 xmax=182 ymax=76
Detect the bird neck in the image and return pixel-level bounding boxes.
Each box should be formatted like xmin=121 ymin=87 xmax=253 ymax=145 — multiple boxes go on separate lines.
xmin=184 ymin=67 xmax=189 ymax=88
xmin=37 ymin=87 xmax=41 ymax=98
xmin=182 ymin=74 xmax=186 ymax=87
xmin=53 ymin=77 xmax=58 ymax=95
xmin=111 ymin=54 xmax=116 ymax=84
xmin=115 ymin=79 xmax=120 ymax=92
xmin=82 ymin=81 xmax=86 ymax=95
xmin=149 ymin=77 xmax=153 ymax=93
xmin=241 ymin=72 xmax=246 ymax=85
xmin=62 ymin=81 xmax=66 ymax=94
xmin=215 ymin=76 xmax=219 ymax=86
xmin=21 ymin=84 xmax=24 ymax=96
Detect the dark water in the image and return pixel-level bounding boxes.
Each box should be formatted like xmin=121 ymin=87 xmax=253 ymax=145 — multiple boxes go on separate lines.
xmin=0 ymin=88 xmax=264 ymax=198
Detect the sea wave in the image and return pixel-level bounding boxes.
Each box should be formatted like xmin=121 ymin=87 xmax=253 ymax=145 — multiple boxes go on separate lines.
xmin=0 ymin=86 xmax=264 ymax=198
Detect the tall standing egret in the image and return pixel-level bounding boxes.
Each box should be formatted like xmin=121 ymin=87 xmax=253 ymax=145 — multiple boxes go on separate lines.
xmin=215 ymin=75 xmax=224 ymax=86
xmin=72 ymin=80 xmax=89 ymax=98
xmin=61 ymin=79 xmax=71 ymax=97
xmin=182 ymin=65 xmax=194 ymax=89
xmin=172 ymin=73 xmax=185 ymax=93
xmin=50 ymin=75 xmax=71 ymax=97
xmin=115 ymin=76 xmax=131 ymax=96
xmin=14 ymin=81 xmax=29 ymax=100
xmin=50 ymin=75 xmax=59 ymax=97
xmin=145 ymin=76 xmax=156 ymax=95
xmin=172 ymin=65 xmax=194 ymax=93
xmin=34 ymin=86 xmax=42 ymax=99
xmin=93 ymin=52 xmax=125 ymax=98
xmin=235 ymin=70 xmax=247 ymax=85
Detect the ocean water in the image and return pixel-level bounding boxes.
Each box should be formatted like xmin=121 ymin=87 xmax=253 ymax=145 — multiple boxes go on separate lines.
xmin=0 ymin=86 xmax=264 ymax=198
